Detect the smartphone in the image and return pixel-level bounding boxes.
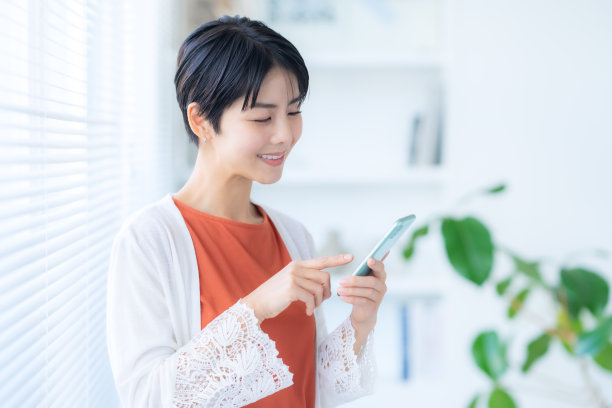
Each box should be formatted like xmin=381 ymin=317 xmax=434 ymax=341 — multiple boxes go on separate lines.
xmin=352 ymin=214 xmax=417 ymax=276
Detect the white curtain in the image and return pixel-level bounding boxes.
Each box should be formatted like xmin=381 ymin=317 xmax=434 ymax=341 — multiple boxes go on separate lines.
xmin=0 ymin=0 xmax=174 ymax=406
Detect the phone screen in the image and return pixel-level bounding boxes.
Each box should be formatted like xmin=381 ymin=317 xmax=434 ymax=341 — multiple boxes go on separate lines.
xmin=352 ymin=214 xmax=416 ymax=276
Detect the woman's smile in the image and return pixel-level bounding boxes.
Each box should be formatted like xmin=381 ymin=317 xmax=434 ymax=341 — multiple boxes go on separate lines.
xmin=257 ymin=151 xmax=286 ymax=166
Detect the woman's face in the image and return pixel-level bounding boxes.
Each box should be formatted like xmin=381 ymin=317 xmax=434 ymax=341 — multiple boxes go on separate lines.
xmin=204 ymin=65 xmax=303 ymax=184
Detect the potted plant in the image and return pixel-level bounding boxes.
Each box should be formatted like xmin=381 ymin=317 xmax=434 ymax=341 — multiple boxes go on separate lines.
xmin=402 ymin=183 xmax=612 ymax=407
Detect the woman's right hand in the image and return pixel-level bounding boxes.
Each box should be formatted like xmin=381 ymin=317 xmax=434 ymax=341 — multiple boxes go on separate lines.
xmin=241 ymin=254 xmax=354 ymax=325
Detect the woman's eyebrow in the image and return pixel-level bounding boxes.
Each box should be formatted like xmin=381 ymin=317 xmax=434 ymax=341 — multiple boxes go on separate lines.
xmin=252 ymin=96 xmax=301 ymax=109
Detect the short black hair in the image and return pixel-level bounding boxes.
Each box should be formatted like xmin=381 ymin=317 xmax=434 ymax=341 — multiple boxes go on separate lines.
xmin=174 ymin=15 xmax=309 ymax=147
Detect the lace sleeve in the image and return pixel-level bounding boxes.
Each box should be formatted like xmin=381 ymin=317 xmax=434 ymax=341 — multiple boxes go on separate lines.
xmin=172 ymin=299 xmax=294 ymax=407
xmin=318 ymin=315 xmax=377 ymax=406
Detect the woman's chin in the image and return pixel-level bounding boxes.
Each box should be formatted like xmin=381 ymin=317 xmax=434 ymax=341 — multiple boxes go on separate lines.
xmin=256 ymin=171 xmax=283 ymax=185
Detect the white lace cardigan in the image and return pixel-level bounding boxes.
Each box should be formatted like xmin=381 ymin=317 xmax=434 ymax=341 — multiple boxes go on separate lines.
xmin=106 ymin=192 xmax=377 ymax=407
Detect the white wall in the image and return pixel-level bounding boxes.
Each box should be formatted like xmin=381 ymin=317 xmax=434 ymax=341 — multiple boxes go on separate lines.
xmin=443 ymin=1 xmax=612 ymax=406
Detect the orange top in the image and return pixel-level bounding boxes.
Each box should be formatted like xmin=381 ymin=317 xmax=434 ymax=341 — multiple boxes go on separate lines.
xmin=172 ymin=196 xmax=316 ymax=407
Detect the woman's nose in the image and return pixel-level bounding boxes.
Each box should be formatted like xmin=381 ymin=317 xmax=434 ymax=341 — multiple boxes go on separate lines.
xmin=270 ymin=117 xmax=295 ymax=144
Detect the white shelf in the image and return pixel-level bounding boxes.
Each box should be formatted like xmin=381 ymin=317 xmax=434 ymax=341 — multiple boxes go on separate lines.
xmin=275 ymin=166 xmax=448 ymax=187
xmin=304 ymin=52 xmax=447 ymax=71
xmin=384 ymin=274 xmax=451 ymax=299
xmin=341 ymin=378 xmax=449 ymax=407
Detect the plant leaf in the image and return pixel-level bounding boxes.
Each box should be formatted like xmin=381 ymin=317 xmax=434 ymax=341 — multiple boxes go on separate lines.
xmin=560 ymin=268 xmax=609 ymax=318
xmin=402 ymin=224 xmax=429 ymax=261
xmin=594 ymin=342 xmax=612 ymax=372
xmin=508 ymin=288 xmax=531 ymax=319
xmin=468 ymin=394 xmax=480 ymax=408
xmin=488 ymin=387 xmax=517 ymax=408
xmin=522 ymin=333 xmax=552 ymax=372
xmin=555 ymin=307 xmax=583 ymax=356
xmin=560 ymin=338 xmax=574 ymax=355
xmin=576 ymin=316 xmax=612 ymax=356
xmin=472 ymin=331 xmax=508 ymax=380
xmin=511 ymin=254 xmax=543 ymax=284
xmin=441 ymin=217 xmax=494 ymax=286
xmin=496 ymin=275 xmax=513 ymax=296
xmin=486 ymin=183 xmax=506 ymax=194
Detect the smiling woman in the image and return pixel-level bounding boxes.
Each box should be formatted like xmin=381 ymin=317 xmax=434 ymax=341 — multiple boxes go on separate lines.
xmin=180 ymin=64 xmax=304 ymax=189
xmin=106 ymin=15 xmax=385 ymax=408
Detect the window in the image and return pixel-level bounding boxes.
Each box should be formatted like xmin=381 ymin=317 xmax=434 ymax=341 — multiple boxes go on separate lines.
xmin=0 ymin=0 xmax=171 ymax=405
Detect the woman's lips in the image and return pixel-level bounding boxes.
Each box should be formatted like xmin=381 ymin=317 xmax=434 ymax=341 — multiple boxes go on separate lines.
xmin=257 ymin=151 xmax=285 ymax=166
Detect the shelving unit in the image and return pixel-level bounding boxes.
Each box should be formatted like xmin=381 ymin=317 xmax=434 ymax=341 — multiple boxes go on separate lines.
xmin=383 ymin=272 xmax=452 ymax=299
xmin=249 ymin=2 xmax=452 ymax=405
xmin=324 ymin=267 xmax=450 ymax=405
xmin=276 ymin=165 xmax=449 ymax=187
xmin=337 ymin=378 xmax=449 ymax=407
xmin=271 ymin=50 xmax=449 ymax=190
xmin=303 ymin=51 xmax=447 ymax=71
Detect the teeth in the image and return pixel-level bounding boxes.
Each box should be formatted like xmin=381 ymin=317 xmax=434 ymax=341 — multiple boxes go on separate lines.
xmin=258 ymin=154 xmax=282 ymax=159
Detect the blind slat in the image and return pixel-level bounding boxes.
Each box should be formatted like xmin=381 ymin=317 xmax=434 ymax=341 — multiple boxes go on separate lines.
xmin=0 ymin=132 xmax=120 ymax=145
xmin=0 ymin=213 xmax=118 ymax=284
xmin=0 ymin=188 xmax=122 ymax=237
xmin=0 ymin=103 xmax=118 ymax=124
xmin=1 ymin=361 xmax=46 ymax=405
xmin=0 ymin=83 xmax=124 ymax=109
xmin=0 ymin=250 xmax=111 ymax=333
xmin=0 ymin=165 xmax=120 ymax=184
xmin=0 ymin=151 xmax=118 ymax=165
xmin=0 ymin=248 xmax=110 ymax=353
xmin=0 ymin=170 xmax=120 ymax=201
xmin=0 ymin=186 xmax=120 ymax=219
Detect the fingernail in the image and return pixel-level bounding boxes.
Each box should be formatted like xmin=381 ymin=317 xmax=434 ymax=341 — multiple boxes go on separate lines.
xmin=343 ymin=254 xmax=353 ymax=260
xmin=338 ymin=277 xmax=348 ymax=285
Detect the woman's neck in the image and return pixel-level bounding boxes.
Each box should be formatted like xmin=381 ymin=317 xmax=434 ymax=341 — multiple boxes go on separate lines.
xmin=174 ymin=154 xmax=263 ymax=224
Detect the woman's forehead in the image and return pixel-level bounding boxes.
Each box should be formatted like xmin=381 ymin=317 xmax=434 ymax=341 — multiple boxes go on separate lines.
xmin=231 ymin=69 xmax=300 ymax=112
xmin=258 ymin=67 xmax=300 ymax=101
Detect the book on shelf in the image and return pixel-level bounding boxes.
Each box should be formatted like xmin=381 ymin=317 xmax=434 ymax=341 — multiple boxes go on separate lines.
xmin=408 ymin=84 xmax=443 ymax=166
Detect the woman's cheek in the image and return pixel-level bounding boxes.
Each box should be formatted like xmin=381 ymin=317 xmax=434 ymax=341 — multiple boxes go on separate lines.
xmin=291 ymin=118 xmax=303 ymax=146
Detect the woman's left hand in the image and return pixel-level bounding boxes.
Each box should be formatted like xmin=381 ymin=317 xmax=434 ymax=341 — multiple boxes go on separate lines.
xmin=337 ymin=253 xmax=388 ymax=329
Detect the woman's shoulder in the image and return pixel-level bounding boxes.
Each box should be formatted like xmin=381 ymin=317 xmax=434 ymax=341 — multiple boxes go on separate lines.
xmin=257 ymin=202 xmax=307 ymax=234
xmin=113 ymin=193 xmax=181 ymax=248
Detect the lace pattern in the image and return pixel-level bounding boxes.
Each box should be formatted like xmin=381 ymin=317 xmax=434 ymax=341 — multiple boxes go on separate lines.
xmin=318 ymin=316 xmax=377 ymax=405
xmin=172 ymin=299 xmax=293 ymax=407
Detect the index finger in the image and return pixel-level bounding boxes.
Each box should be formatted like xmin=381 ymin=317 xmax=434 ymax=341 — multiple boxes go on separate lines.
xmin=300 ymin=254 xmax=354 ymax=270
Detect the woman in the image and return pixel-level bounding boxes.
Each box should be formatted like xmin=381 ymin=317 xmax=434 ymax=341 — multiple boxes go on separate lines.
xmin=106 ymin=15 xmax=388 ymax=408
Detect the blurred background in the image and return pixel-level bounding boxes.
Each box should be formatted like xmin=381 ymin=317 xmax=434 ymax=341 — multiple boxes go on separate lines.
xmin=1 ymin=0 xmax=611 ymax=406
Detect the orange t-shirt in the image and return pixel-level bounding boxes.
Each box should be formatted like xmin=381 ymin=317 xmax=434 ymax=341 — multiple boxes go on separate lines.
xmin=172 ymin=196 xmax=316 ymax=407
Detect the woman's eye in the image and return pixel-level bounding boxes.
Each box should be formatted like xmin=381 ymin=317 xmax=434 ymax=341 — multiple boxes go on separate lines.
xmin=253 ymin=111 xmax=301 ymax=123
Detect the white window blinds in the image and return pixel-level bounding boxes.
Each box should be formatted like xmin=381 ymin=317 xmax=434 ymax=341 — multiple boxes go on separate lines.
xmin=0 ymin=0 xmax=172 ymax=406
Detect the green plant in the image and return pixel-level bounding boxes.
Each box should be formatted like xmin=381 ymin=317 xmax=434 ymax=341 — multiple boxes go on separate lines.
xmin=402 ymin=183 xmax=612 ymax=408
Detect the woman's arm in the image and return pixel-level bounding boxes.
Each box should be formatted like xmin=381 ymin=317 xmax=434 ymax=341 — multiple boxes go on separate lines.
xmin=172 ymin=299 xmax=293 ymax=407
xmin=321 ymin=253 xmax=389 ymax=406
xmin=351 ymin=317 xmax=376 ymax=355
xmin=298 ymin=225 xmax=378 ymax=406
xmin=106 ymin=228 xmax=292 ymax=408
xmin=317 ymin=316 xmax=377 ymax=407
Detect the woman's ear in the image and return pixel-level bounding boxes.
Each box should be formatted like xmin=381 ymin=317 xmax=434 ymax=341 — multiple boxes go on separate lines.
xmin=187 ymin=102 xmax=212 ymax=142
